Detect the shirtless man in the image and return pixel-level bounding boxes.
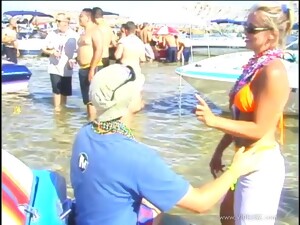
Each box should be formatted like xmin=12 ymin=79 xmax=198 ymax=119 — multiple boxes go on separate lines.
xmin=140 ymin=22 xmax=155 ymax=62
xmin=176 ymin=35 xmax=192 ymax=64
xmin=2 ymin=18 xmax=19 ymax=63
xmin=92 ymin=7 xmax=116 ymax=68
xmin=162 ymin=34 xmax=178 ymax=63
xmin=114 ymin=21 xmax=145 ymax=75
xmin=77 ymin=8 xmax=104 ymax=121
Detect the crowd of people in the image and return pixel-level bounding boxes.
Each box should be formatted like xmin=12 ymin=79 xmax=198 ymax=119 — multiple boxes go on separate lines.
xmin=40 ymin=7 xmax=193 ymax=118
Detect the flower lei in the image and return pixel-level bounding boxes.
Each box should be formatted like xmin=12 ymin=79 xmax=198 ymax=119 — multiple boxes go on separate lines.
xmin=91 ymin=120 xmax=134 ymax=139
xmin=229 ymin=49 xmax=284 ymax=103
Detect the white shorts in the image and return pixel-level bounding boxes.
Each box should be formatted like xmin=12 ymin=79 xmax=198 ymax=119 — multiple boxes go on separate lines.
xmin=234 ymin=144 xmax=285 ymax=225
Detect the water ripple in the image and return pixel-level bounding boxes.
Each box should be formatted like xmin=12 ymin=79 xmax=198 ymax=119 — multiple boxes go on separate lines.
xmin=2 ymin=57 xmax=298 ymax=225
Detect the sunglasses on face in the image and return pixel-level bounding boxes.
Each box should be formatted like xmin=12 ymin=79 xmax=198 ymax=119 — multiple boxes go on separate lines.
xmin=244 ymin=24 xmax=273 ymax=34
xmin=56 ymin=20 xmax=67 ymax=23
xmin=110 ymin=65 xmax=136 ymax=100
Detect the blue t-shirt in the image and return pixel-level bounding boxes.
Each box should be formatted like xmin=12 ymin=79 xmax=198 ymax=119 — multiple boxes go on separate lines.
xmin=70 ymin=124 xmax=190 ymax=225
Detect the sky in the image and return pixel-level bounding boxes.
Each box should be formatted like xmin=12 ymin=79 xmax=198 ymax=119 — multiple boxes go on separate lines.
xmin=2 ymin=1 xmax=256 ymax=23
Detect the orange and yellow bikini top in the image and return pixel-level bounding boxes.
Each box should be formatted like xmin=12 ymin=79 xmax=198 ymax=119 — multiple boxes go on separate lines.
xmin=232 ymin=70 xmax=284 ymax=145
xmin=230 ymin=49 xmax=285 ymax=145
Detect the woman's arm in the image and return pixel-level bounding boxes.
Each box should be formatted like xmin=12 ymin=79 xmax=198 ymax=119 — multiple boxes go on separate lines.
xmin=214 ymin=133 xmax=233 ymax=155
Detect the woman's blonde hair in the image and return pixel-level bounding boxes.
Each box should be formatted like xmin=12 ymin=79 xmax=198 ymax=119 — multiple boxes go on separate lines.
xmin=249 ymin=1 xmax=295 ymax=49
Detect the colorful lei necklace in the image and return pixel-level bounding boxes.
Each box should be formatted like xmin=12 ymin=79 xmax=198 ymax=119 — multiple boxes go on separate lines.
xmin=91 ymin=120 xmax=134 ymax=139
xmin=229 ymin=48 xmax=284 ymax=102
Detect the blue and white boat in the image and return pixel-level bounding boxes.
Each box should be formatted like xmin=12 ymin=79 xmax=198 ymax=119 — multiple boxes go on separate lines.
xmin=3 ymin=10 xmax=54 ymax=57
xmin=2 ymin=150 xmax=74 ymax=225
xmin=2 ymin=60 xmax=32 ymax=93
xmin=175 ymin=49 xmax=299 ymax=115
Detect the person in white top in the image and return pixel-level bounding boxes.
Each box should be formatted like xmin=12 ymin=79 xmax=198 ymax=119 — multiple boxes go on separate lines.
xmin=114 ymin=21 xmax=146 ymax=75
xmin=41 ymin=13 xmax=79 ymax=112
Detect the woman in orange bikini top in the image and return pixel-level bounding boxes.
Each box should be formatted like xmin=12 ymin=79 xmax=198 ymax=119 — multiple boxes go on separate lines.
xmin=195 ymin=3 xmax=293 ymax=224
xmin=229 ymin=49 xmax=286 ymax=146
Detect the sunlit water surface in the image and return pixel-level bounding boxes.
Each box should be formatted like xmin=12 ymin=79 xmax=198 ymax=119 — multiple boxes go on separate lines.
xmin=2 ymin=56 xmax=298 ymax=225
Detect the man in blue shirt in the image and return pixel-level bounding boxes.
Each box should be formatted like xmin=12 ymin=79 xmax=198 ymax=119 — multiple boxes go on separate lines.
xmin=70 ymin=64 xmax=263 ymax=225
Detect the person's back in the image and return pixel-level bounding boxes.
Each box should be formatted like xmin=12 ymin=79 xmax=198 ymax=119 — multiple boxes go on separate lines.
xmin=121 ymin=35 xmax=144 ymax=68
xmin=115 ymin=21 xmax=145 ymax=74
xmin=97 ymin=21 xmax=113 ymax=56
xmin=71 ymin=125 xmax=154 ymax=225
xmin=92 ymin=7 xmax=115 ymax=67
xmin=164 ymin=34 xmax=177 ymax=48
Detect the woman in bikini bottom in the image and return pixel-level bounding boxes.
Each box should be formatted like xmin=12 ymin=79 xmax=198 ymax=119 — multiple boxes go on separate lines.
xmin=195 ymin=2 xmax=294 ymax=225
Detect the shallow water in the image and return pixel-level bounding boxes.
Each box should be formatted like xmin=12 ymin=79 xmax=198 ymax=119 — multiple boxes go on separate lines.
xmin=2 ymin=56 xmax=299 ymax=225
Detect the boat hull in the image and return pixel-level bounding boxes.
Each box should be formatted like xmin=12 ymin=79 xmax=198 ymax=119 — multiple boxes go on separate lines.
xmin=179 ymin=76 xmax=298 ymax=115
xmin=18 ymin=38 xmax=46 ymax=57
xmin=191 ymin=46 xmax=247 ymax=56
xmin=175 ymin=51 xmax=299 ymax=115
xmin=2 ymin=80 xmax=30 ymax=93
xmin=2 ymin=62 xmax=32 ymax=93
xmin=19 ymin=49 xmax=43 ymax=56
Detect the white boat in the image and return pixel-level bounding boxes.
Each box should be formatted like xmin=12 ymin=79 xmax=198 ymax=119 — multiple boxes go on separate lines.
xmin=181 ymin=32 xmax=246 ymax=56
xmin=191 ymin=34 xmax=246 ymax=48
xmin=184 ymin=17 xmax=298 ymax=57
xmin=18 ymin=37 xmax=46 ymax=56
xmin=3 ymin=10 xmax=53 ymax=57
xmin=175 ymin=50 xmax=299 ymax=115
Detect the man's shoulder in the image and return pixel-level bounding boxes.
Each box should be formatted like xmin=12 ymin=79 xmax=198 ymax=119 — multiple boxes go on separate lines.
xmin=118 ymin=36 xmax=128 ymax=44
xmin=74 ymin=123 xmax=91 ymax=140
xmin=134 ymin=35 xmax=144 ymax=43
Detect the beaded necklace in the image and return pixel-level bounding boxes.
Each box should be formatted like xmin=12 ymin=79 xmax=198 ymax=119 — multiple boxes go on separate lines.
xmin=91 ymin=120 xmax=134 ymax=139
xmin=229 ymin=48 xmax=284 ymax=103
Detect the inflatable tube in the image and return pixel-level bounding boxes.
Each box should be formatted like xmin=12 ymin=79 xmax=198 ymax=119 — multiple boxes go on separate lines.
xmin=1 ymin=150 xmax=71 ymax=225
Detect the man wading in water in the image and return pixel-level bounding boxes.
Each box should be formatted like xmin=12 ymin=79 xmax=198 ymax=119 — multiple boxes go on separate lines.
xmin=77 ymin=8 xmax=104 ymax=121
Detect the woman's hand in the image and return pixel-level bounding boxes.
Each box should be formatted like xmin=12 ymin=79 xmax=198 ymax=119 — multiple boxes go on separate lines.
xmin=209 ymin=151 xmax=225 ymax=179
xmin=230 ymin=146 xmax=263 ymax=178
xmin=195 ymin=94 xmax=216 ymax=127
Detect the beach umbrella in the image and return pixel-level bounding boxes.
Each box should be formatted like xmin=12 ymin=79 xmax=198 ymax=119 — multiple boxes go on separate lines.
xmin=153 ymin=26 xmax=179 ymax=35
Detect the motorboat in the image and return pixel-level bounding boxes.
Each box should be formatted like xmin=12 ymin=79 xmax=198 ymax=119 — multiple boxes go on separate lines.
xmin=2 ymin=60 xmax=32 ymax=93
xmin=2 ymin=150 xmax=73 ymax=225
xmin=188 ymin=32 xmax=246 ymax=56
xmin=3 ymin=10 xmax=54 ymax=57
xmin=17 ymin=36 xmax=47 ymax=56
xmin=175 ymin=49 xmax=299 ymax=115
xmin=185 ymin=19 xmax=299 ymax=57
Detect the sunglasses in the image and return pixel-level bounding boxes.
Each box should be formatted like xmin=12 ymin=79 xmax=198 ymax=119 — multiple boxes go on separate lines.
xmin=110 ymin=65 xmax=136 ymax=100
xmin=56 ymin=20 xmax=67 ymax=23
xmin=244 ymin=25 xmax=273 ymax=34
